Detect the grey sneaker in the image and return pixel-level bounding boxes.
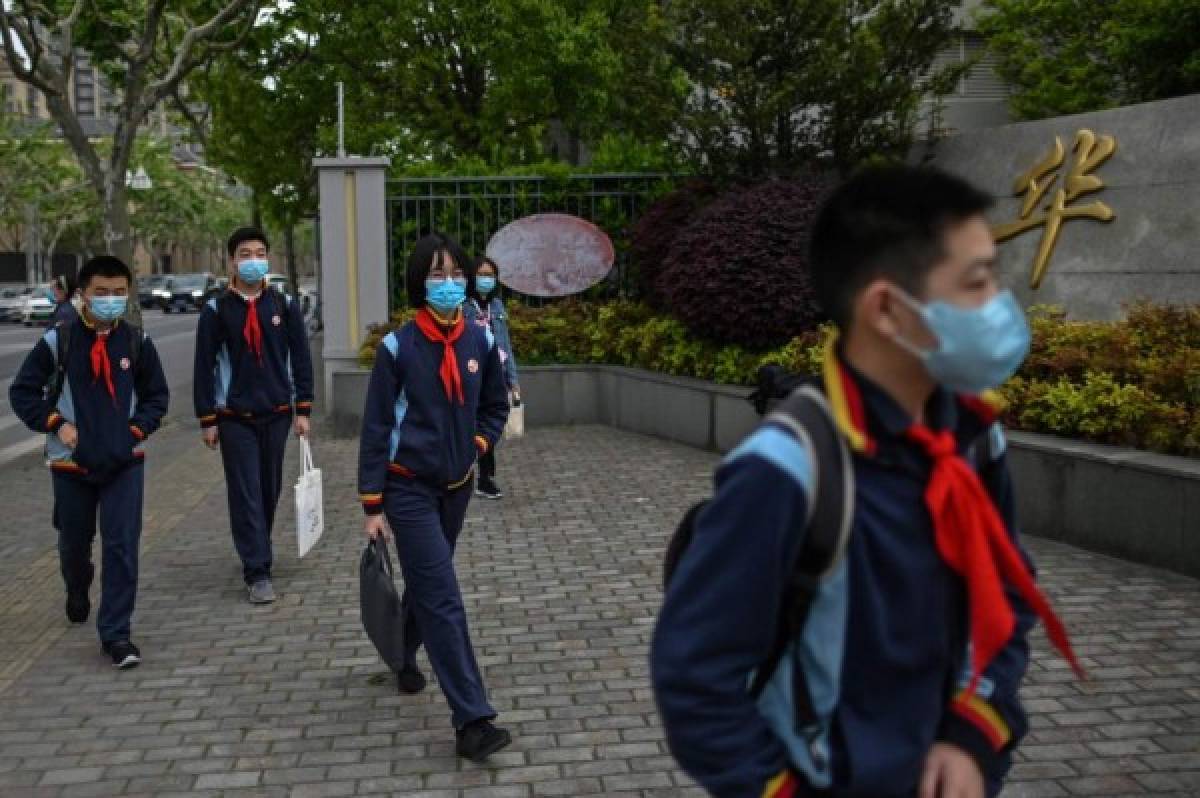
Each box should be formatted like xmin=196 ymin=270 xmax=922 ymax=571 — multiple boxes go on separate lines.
xmin=248 ymin=579 xmax=276 ymax=604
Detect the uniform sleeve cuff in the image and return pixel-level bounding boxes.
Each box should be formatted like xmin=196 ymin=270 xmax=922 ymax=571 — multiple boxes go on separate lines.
xmin=474 ymin=435 xmax=490 ymax=454
xmin=361 ymin=494 xmax=384 ymax=516
xmin=46 ymin=412 xmax=65 ymax=433
xmin=129 ymin=424 xmax=146 ymax=441
xmin=939 ymin=694 xmax=1013 ymax=780
xmin=295 ymin=401 xmax=313 ymax=417
xmin=198 ymin=414 xmax=218 ymax=429
xmin=762 ymin=770 xmax=799 ymax=798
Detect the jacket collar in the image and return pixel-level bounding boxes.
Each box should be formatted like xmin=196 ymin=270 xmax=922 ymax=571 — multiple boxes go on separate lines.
xmin=820 ymin=333 xmax=1002 ymax=457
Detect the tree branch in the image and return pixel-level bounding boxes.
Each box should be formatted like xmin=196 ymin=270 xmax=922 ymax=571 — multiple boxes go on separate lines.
xmin=169 ymin=85 xmax=211 ymax=150
xmin=0 ymin=3 xmax=57 ymax=93
xmin=145 ymin=0 xmax=260 ymax=109
xmin=54 ymin=0 xmax=87 ymax=91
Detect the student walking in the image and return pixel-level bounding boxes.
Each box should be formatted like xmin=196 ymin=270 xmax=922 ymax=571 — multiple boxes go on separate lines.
xmin=51 ymin=274 xmax=79 ymax=326
xmin=464 ymin=255 xmax=519 ymax=499
xmin=652 ymin=166 xmax=1081 ymax=798
xmin=193 ymin=227 xmax=314 ymax=604
xmin=358 ymin=233 xmax=512 ymax=762
xmin=10 ymin=256 xmax=169 ymax=669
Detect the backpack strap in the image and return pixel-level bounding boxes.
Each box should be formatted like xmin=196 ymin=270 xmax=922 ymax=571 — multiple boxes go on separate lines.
xmin=127 ymin=323 xmax=144 ymax=378
xmin=748 ymin=383 xmax=856 ymax=739
xmin=47 ymin=322 xmax=71 ymax=408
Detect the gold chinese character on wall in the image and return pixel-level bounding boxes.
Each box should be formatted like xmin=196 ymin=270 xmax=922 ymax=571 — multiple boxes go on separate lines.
xmin=993 ymin=129 xmax=1118 ymax=289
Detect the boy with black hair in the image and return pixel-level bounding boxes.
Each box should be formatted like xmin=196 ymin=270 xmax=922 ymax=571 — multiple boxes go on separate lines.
xmin=194 ymin=227 xmax=314 ymax=604
xmin=652 ymin=166 xmax=1081 ymax=798
xmin=52 ymin=273 xmax=79 ymax=325
xmin=10 ymin=255 xmax=169 ymax=669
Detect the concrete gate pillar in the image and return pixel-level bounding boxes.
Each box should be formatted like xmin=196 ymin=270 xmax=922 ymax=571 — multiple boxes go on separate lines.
xmin=313 ymin=156 xmax=391 ymax=410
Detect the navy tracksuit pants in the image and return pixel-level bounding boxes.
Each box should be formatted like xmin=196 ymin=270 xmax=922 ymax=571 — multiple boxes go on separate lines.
xmin=218 ymin=414 xmax=291 ymax=584
xmin=52 ymin=463 xmax=144 ymax=643
xmin=384 ymin=477 xmax=495 ymax=729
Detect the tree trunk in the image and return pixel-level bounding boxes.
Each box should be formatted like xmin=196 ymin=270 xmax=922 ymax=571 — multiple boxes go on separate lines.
xmin=101 ymin=182 xmax=144 ymax=325
xmin=284 ymin=222 xmax=300 ymax=297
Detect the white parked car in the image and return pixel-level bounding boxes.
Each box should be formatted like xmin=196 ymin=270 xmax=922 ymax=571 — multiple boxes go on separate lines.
xmin=0 ymin=286 xmax=33 ymax=323
xmin=22 ymin=285 xmax=56 ymax=326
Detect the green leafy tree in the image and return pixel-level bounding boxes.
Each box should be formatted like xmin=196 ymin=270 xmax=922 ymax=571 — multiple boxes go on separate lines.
xmin=315 ymin=0 xmax=684 ymax=169
xmin=978 ymin=0 xmax=1200 ymax=120
xmin=0 ymin=0 xmax=261 ymax=318
xmin=667 ymin=0 xmax=965 ymax=177
xmin=0 ymin=112 xmax=98 ymax=276
xmin=190 ymin=4 xmax=330 ymax=293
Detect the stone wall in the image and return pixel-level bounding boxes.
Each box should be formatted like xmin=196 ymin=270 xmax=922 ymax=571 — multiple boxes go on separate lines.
xmin=922 ymin=94 xmax=1200 ymax=319
xmin=330 ymin=364 xmax=1200 ymax=578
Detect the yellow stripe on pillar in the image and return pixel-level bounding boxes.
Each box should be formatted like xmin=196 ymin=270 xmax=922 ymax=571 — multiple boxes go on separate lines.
xmin=344 ymin=170 xmax=360 ymax=349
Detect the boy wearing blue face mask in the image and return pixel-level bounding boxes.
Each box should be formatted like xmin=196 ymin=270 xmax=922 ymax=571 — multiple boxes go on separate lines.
xmin=10 ymin=256 xmax=169 ymax=669
xmin=464 ymin=255 xmax=520 ymax=499
xmin=193 ymin=227 xmax=314 ymax=605
xmin=652 ymin=166 xmax=1080 ymax=798
xmin=358 ymin=233 xmax=512 ymax=762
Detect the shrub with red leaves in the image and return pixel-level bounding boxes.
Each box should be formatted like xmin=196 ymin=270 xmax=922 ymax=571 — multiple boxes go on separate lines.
xmin=629 ymin=179 xmax=719 ymax=306
xmin=656 ymin=176 xmax=831 ymax=349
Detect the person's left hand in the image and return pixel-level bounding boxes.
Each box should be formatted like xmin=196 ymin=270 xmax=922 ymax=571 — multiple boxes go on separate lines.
xmin=919 ymin=743 xmax=984 ymax=798
xmin=294 ymin=415 xmax=311 ymax=438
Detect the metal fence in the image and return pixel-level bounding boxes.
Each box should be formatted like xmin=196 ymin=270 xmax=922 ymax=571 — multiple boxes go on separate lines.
xmin=385 ymin=173 xmax=675 ymax=309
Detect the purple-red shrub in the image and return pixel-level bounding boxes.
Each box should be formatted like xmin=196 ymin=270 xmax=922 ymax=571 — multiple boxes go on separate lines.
xmin=628 ymin=179 xmax=719 ymax=307
xmin=656 ymin=176 xmax=831 ymax=349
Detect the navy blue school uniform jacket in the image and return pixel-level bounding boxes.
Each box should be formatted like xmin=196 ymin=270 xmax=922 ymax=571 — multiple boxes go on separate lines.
xmin=357 ymin=315 xmax=509 ymax=513
xmin=193 ymin=287 xmax=314 ymax=426
xmin=651 ymin=352 xmax=1036 ymax=798
xmin=9 ymin=316 xmax=169 ymax=480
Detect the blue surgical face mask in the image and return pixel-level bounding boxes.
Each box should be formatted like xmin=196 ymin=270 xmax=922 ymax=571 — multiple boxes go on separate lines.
xmin=893 ymin=289 xmax=1031 ymax=394
xmin=476 ymin=276 xmax=497 ymax=296
xmin=89 ymin=295 xmax=127 ymax=322
xmin=426 ymin=277 xmax=467 ymax=315
xmin=237 ymin=258 xmax=269 ymax=284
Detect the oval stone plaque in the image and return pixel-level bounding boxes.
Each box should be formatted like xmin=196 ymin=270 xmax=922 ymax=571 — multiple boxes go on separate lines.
xmin=486 ymin=214 xmax=615 ymax=297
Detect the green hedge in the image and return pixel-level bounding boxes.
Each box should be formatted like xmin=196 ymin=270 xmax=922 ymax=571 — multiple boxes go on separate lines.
xmin=361 ymin=301 xmax=1200 ymax=457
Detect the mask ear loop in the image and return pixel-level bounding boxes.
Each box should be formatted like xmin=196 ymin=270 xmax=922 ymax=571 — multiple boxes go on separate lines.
xmin=888 ymin=288 xmax=941 ymax=360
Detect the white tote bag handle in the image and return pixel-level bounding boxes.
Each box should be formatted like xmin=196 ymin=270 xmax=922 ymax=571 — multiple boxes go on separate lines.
xmin=300 ymin=436 xmax=315 ymax=473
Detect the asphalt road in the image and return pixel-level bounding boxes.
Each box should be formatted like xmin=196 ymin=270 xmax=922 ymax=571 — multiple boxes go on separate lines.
xmin=0 ymin=309 xmax=202 ymax=466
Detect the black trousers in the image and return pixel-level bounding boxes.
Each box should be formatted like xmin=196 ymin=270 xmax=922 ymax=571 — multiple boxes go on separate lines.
xmin=53 ymin=463 xmax=144 ymax=643
xmin=478 ymin=446 xmax=497 ymax=479
xmin=218 ymin=414 xmax=291 ymax=584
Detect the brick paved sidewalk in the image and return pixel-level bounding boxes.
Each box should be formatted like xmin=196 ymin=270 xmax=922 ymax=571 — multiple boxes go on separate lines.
xmin=0 ymin=425 xmax=1196 ymax=797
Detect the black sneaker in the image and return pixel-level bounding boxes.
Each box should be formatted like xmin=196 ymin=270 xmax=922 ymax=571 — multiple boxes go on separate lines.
xmin=102 ymin=640 xmax=142 ymax=670
xmin=475 ymin=476 xmax=503 ymax=500
xmin=66 ymin=590 xmax=90 ymax=624
xmin=455 ymin=719 xmax=512 ymax=762
xmin=396 ymin=666 xmax=427 ymax=694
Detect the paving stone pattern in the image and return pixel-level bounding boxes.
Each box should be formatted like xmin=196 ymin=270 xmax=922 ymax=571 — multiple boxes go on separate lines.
xmin=0 ymin=423 xmax=1196 ymax=797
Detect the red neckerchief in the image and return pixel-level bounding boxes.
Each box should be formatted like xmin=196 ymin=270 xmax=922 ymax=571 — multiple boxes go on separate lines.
xmin=90 ymin=329 xmax=116 ymax=402
xmin=907 ymin=423 xmax=1083 ymax=692
xmin=414 ymin=307 xmax=465 ymax=404
xmin=821 ymin=336 xmax=1082 ymax=691
xmin=243 ymin=294 xmax=264 ymax=364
